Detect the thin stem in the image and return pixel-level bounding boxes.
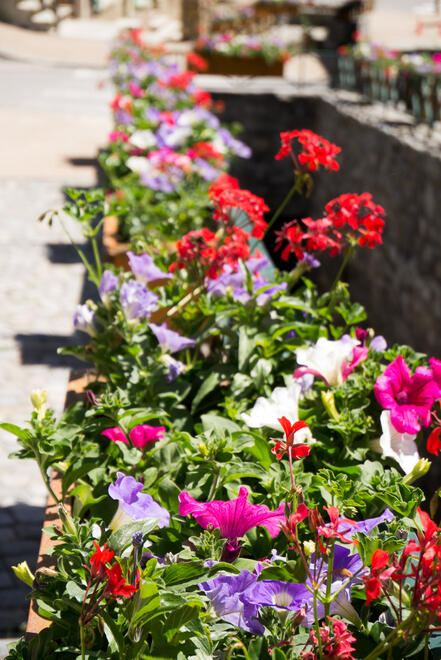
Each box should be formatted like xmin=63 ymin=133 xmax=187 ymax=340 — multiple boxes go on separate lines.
xmin=91 ymin=235 xmax=103 ymax=282
xmin=328 ymin=245 xmax=354 ymax=312
xmin=264 ymin=179 xmax=300 ymax=237
xmin=364 ymin=613 xmax=416 ymax=660
xmin=313 ymin=591 xmax=323 ymax=659
xmin=207 ymin=464 xmax=221 ymax=501
xmin=58 ymin=214 xmax=99 ymax=286
xmin=288 ymin=447 xmax=296 ymax=491
xmin=80 ymin=621 xmax=86 ymax=660
xmin=324 ymin=540 xmax=335 ymax=618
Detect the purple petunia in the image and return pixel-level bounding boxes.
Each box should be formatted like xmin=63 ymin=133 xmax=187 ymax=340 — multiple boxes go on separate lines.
xmin=127 ymin=251 xmax=172 ymax=284
xmin=199 ymin=570 xmax=263 ymax=633
xmin=73 ymin=304 xmax=96 ymax=336
xmin=149 ymin=322 xmax=195 ymax=354
xmin=99 ymin=270 xmax=118 ymax=305
xmin=108 ymin=472 xmax=169 ymax=531
xmin=120 ymin=281 xmax=158 ymax=321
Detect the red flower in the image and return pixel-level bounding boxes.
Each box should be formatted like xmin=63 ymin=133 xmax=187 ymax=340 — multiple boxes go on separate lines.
xmin=187 ymin=51 xmax=208 ymax=72
xmin=363 ymin=549 xmax=396 ymax=605
xmin=317 ymin=506 xmax=359 ymax=550
xmin=271 ymin=417 xmax=310 ymax=460
xmin=324 ymin=193 xmax=385 ymax=249
xmin=209 ymin=179 xmax=269 ymax=239
xmin=169 ymin=225 xmax=251 ymax=279
xmin=281 ymin=503 xmax=310 ymax=541
xmin=192 ymin=88 xmax=212 ymax=108
xmin=103 ymin=563 xmax=138 ymax=599
xmin=275 ymin=129 xmax=341 ymax=172
xmin=89 ymin=542 xmax=114 ymax=579
xmin=427 ymin=427 xmax=441 ymax=455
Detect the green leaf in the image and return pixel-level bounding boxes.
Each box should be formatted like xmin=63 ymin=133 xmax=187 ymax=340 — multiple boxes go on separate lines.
xmin=0 ymin=423 xmax=32 ymax=442
xmin=108 ymin=518 xmax=162 ymax=553
xmin=191 ymin=373 xmax=221 ymax=413
xmin=61 ymin=459 xmax=100 ymax=498
xmin=162 ymin=561 xmax=206 ymax=586
xmin=238 ymin=327 xmax=256 ymax=370
xmin=201 ymin=414 xmax=240 ymax=435
xmin=65 ymin=580 xmax=86 ymax=603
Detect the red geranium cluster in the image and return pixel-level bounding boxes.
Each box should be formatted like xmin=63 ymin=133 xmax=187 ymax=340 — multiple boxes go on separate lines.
xmin=169 ymin=226 xmax=251 ymax=279
xmin=187 ymin=141 xmax=224 ymax=164
xmin=325 ymin=193 xmax=385 ymax=248
xmin=186 ymin=51 xmax=209 ymax=72
xmin=80 ymin=542 xmax=138 ymax=627
xmin=272 ymin=416 xmax=310 ymax=460
xmin=275 ymin=129 xmax=341 ymax=173
xmin=300 ymin=617 xmax=357 ymax=659
xmin=364 ymin=508 xmax=441 ymax=626
xmin=276 ymin=192 xmax=385 ymax=262
xmin=209 ymin=175 xmax=269 ymax=239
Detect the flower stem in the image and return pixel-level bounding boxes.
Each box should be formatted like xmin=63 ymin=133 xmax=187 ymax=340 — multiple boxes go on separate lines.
xmin=324 ymin=540 xmax=335 ymax=618
xmin=288 ymin=447 xmax=296 ymax=491
xmin=328 ymin=245 xmax=354 ymax=312
xmin=264 ymin=178 xmax=300 ymax=237
xmin=80 ymin=621 xmax=86 ymax=660
xmin=313 ymin=591 xmax=323 ymax=659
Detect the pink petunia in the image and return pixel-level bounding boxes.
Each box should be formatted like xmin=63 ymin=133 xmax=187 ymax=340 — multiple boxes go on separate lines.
xmin=374 ymin=356 xmax=441 ymax=434
xmin=129 ymin=425 xmax=165 ymax=449
xmin=178 ymin=487 xmax=286 ymax=541
xmin=101 ymin=427 xmax=128 ymax=444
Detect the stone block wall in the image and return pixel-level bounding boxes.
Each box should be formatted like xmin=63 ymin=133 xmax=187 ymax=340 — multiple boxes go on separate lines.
xmin=204 ymin=79 xmax=441 ymax=357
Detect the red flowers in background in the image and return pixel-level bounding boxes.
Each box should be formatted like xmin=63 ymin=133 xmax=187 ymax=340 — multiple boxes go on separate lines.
xmin=186 ymin=51 xmax=208 ymax=72
xmin=209 ymin=176 xmax=269 ymax=239
xmin=170 ymin=175 xmax=271 ymax=277
xmin=276 ymin=192 xmax=385 ymax=262
xmin=170 ymin=226 xmax=251 ymax=279
xmin=275 ymin=129 xmax=341 ymax=173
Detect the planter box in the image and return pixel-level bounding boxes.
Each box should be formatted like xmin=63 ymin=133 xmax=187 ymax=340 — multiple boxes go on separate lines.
xmin=25 ymin=371 xmax=95 ymax=640
xmin=194 ymin=51 xmax=284 ymax=77
xmin=102 ymin=215 xmax=131 ymax=270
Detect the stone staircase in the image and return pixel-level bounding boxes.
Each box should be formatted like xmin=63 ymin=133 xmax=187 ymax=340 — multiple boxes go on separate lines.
xmin=0 ymin=0 xmax=75 ymax=31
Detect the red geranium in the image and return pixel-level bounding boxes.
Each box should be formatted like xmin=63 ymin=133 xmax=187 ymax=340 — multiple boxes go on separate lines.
xmin=209 ymin=178 xmax=269 ymax=239
xmin=275 ymin=129 xmax=341 ymax=172
xmin=187 ymin=51 xmax=208 ymax=72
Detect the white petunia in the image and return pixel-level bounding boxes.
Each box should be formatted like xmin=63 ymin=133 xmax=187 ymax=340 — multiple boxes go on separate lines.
xmin=241 ymin=381 xmax=312 ymax=444
xmin=295 ymin=336 xmax=358 ymax=386
xmin=378 ymin=410 xmax=419 ymax=475
xmin=129 ymin=129 xmax=157 ymax=150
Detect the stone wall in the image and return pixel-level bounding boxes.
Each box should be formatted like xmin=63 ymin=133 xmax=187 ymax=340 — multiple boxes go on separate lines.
xmin=202 ymin=78 xmax=441 ymax=357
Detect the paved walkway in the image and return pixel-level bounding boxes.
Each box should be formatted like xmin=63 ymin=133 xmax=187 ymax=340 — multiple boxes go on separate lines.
xmin=0 ymin=57 xmax=111 ymax=641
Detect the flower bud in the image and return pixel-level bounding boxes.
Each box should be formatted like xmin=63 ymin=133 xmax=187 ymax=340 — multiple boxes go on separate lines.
xmin=321 ymin=390 xmax=340 ymax=421
xmin=402 ymin=458 xmax=431 ymax=485
xmin=198 ymin=443 xmax=208 ymax=457
xmin=30 ymin=389 xmax=47 ymax=421
xmin=12 ymin=561 xmax=35 ymax=587
xmin=303 ymin=540 xmax=315 ymax=557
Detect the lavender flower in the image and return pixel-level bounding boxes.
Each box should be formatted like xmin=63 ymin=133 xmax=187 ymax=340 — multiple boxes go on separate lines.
xmin=194 ymin=158 xmax=220 ymax=182
xmin=370 ymin=335 xmax=387 ymax=352
xmin=120 ymin=281 xmax=158 ymax=321
xmin=161 ymin=354 xmax=185 ymax=382
xmin=149 ymin=322 xmax=195 ymax=354
xmin=199 ymin=571 xmax=263 ymax=633
xmin=300 ymin=252 xmax=321 ymax=269
xmin=99 ymin=270 xmax=118 ymax=306
xmin=108 ymin=472 xmax=169 ymax=531
xmin=217 ymin=128 xmax=252 ymax=159
xmin=73 ymin=304 xmax=96 ymax=336
xmin=127 ymin=251 xmax=172 ymax=284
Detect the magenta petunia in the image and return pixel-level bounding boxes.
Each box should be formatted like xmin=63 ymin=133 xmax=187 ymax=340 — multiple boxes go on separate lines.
xmin=101 ymin=427 xmax=128 ymax=444
xmin=129 ymin=424 xmax=165 ymax=449
xmin=178 ymin=487 xmax=286 ymax=541
xmin=341 ymin=345 xmax=369 ymax=381
xmin=374 ymin=355 xmax=441 ymax=434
